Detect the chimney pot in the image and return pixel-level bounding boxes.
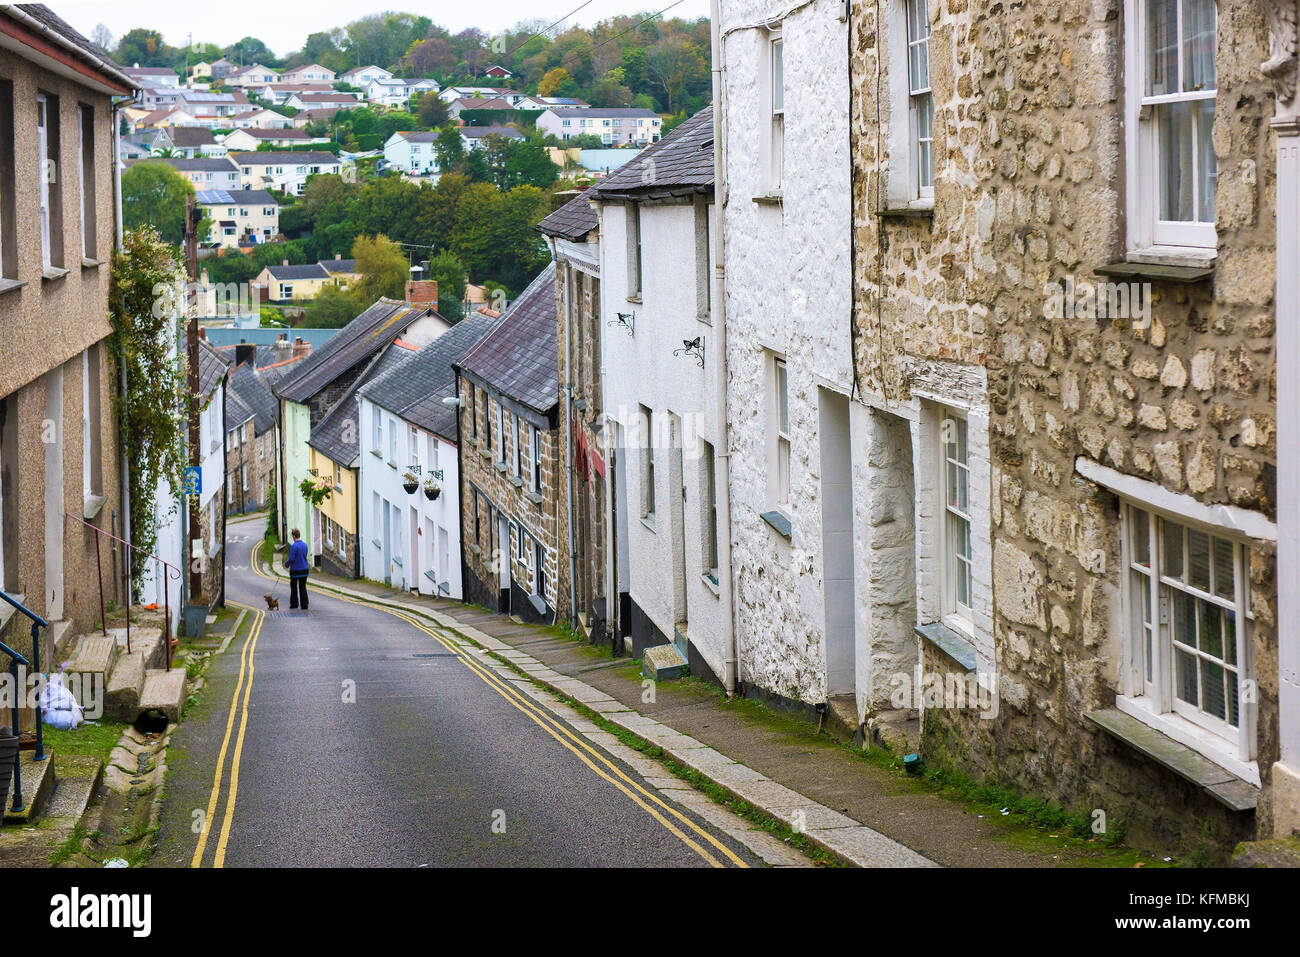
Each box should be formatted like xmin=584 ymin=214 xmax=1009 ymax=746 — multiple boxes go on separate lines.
xmin=282 ymin=259 xmax=288 ymax=266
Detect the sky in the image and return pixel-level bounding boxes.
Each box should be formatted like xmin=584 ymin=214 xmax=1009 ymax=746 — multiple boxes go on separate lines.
xmin=57 ymin=0 xmax=711 ymax=58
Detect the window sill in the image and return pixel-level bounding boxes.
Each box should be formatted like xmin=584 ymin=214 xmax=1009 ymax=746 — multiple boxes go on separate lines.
xmin=751 ymin=191 xmax=783 ymax=206
xmin=700 ymin=573 xmax=720 ymax=596
xmin=0 ymin=279 xmax=26 ymax=296
xmin=509 ymin=476 xmax=523 ymax=488
xmin=478 ymin=446 xmax=492 ymax=460
xmin=42 ymin=266 xmax=69 ymax=282
xmin=469 ymin=544 xmax=481 ymax=556
xmin=371 ymin=538 xmax=381 ymax=549
xmin=640 ymin=516 xmax=656 ymax=534
xmin=369 ymin=449 xmax=382 ymax=458
xmin=625 ymin=294 xmax=642 ymax=304
xmin=915 ymin=621 xmax=977 ymax=673
xmin=760 ymin=509 xmax=792 ymax=540
xmin=1095 ymin=257 xmax=1213 ymax=284
xmin=1086 ymin=704 xmax=1259 ymax=810
xmin=876 ymin=202 xmax=934 ymax=220
xmin=524 ymin=491 xmax=542 ymax=505
xmin=494 ymin=461 xmax=507 ymax=473
xmin=386 ymin=460 xmax=398 ymax=469
xmin=83 ymin=494 xmax=107 ymax=521
xmin=81 ymin=257 xmax=105 ymax=269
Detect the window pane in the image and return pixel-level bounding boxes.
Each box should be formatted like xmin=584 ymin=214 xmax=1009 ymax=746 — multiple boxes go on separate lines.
xmin=1158 ymin=101 xmax=1195 ymax=221
xmin=1212 ymin=537 xmax=1235 ymax=600
xmin=947 ymin=460 xmax=959 ymax=509
xmin=1200 ymin=659 xmax=1227 ymax=721
xmin=1223 ymin=608 xmax=1237 ymax=665
xmin=1131 ymin=508 xmax=1151 ymax=566
xmin=1182 ymin=0 xmax=1216 ymax=91
xmin=1188 ymin=528 xmax=1210 ymax=591
xmin=1226 ymin=670 xmax=1239 ymax=726
xmin=1162 ymin=520 xmax=1184 ymax=579
xmin=1196 ymin=98 xmax=1216 ymax=223
xmin=1147 ymin=0 xmax=1180 ymax=96
xmin=1175 ymin=647 xmax=1199 ymax=705
xmin=1172 ymin=589 xmax=1196 ymax=648
xmin=1199 ymin=599 xmax=1222 ymax=658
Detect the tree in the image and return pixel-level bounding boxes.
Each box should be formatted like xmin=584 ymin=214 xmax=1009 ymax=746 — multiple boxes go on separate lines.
xmin=115 ymin=28 xmax=168 ymax=67
xmin=434 ymin=125 xmax=466 ymax=175
xmin=537 ymin=67 xmax=573 ymax=98
xmin=91 ymin=23 xmax=114 ymax=53
xmin=352 ymin=234 xmax=409 ymax=302
xmin=225 ymin=36 xmax=277 ymax=67
xmin=413 ymin=92 xmax=449 ymax=129
xmin=122 ymin=161 xmax=206 ymax=246
xmin=643 ymin=38 xmax=708 ymax=114
xmin=299 ymin=282 xmax=363 ymax=328
xmin=427 ymin=250 xmax=467 ymax=322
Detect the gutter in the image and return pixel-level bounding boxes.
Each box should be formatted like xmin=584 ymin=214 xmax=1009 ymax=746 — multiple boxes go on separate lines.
xmin=710 ymin=0 xmax=742 ymax=696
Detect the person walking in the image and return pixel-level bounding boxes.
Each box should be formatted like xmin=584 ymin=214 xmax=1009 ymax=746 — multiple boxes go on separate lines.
xmin=284 ymin=528 xmax=310 ymax=610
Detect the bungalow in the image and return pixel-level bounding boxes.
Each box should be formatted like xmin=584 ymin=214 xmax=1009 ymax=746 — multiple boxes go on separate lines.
xmin=225 ymin=64 xmax=279 ymax=88
xmin=179 ymin=89 xmax=251 ymax=118
xmin=384 ymin=130 xmax=439 ymax=174
xmin=196 ymin=189 xmax=280 ymax=248
xmin=130 ymin=107 xmax=199 ymax=131
xmin=127 ymin=156 xmax=241 ymax=190
xmin=227 ymin=107 xmax=295 ymax=130
xmin=320 ymin=256 xmax=360 ymax=289
xmin=254 ymin=82 xmax=333 ymax=105
xmin=254 ymin=262 xmax=332 ymax=303
xmin=170 ymin=127 xmax=223 ymax=158
xmin=135 ymin=86 xmax=182 ymax=111
xmin=437 ymin=85 xmax=512 ymax=104
xmin=536 ymin=107 xmax=662 ymax=146
xmin=229 ymin=150 xmax=343 ymax=195
xmin=281 ymin=63 xmax=336 ymax=84
xmin=447 ymin=96 xmax=517 ymax=121
xmin=123 ymin=65 xmax=180 ymax=87
xmin=283 ymin=91 xmax=362 ymax=111
xmin=293 ymin=107 xmax=342 ymax=129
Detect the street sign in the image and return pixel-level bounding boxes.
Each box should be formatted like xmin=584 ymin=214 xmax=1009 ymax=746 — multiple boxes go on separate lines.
xmin=184 ymin=466 xmax=202 ymax=496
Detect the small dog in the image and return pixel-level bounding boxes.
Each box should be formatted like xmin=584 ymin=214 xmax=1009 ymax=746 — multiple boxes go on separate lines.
xmin=263 ymin=595 xmax=280 ymax=611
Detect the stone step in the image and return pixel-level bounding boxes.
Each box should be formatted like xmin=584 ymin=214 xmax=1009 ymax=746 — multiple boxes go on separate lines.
xmin=2 ymin=750 xmax=56 ymax=824
xmin=65 ymin=635 xmax=120 ymax=685
xmin=825 ymin=695 xmax=861 ymax=743
xmin=138 ymin=668 xmax=187 ymax=724
xmin=108 ymin=627 xmax=166 ymax=670
xmin=45 ymin=620 xmax=76 ymax=669
xmin=104 ymin=652 xmax=146 ymax=721
xmin=642 ymin=642 xmax=688 ymax=681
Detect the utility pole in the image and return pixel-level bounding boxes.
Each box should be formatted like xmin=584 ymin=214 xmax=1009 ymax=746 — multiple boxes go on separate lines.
xmin=185 ymin=196 xmax=203 ymax=601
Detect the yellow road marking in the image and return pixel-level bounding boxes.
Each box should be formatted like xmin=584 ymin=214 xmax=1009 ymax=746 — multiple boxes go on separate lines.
xmin=191 ymin=603 xmax=262 ymax=868
xmin=250 ymin=541 xmax=748 ymax=868
xmin=213 ymin=603 xmax=262 ymax=868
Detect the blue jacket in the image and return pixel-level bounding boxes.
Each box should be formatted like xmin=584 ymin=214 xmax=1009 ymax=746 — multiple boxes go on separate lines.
xmin=286 ymin=538 xmax=310 ymax=574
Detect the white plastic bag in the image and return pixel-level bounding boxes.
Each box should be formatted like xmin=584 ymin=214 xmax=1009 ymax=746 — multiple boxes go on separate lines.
xmin=41 ymin=673 xmax=84 ymax=730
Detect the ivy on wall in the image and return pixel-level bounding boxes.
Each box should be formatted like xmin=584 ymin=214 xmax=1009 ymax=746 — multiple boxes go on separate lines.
xmin=108 ymin=228 xmax=188 ymax=599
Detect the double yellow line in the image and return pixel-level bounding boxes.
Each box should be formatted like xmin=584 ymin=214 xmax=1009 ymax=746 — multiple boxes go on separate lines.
xmin=246 ymin=541 xmax=748 ymax=868
xmin=191 ymin=601 xmax=263 ymax=868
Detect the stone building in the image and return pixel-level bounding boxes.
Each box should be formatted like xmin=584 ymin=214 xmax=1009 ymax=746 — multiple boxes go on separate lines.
xmin=712 ymin=2 xmax=862 ymax=719
xmin=225 ymin=359 xmax=281 ymax=514
xmin=196 ymin=340 xmax=230 ymax=608
xmin=0 ymin=6 xmax=137 ymax=647
xmin=539 ymin=189 xmax=609 ymax=640
xmin=584 ymin=110 xmax=737 ymax=682
xmin=455 ymin=264 xmax=569 ymax=624
xmin=842 ymin=0 xmax=1287 ymax=855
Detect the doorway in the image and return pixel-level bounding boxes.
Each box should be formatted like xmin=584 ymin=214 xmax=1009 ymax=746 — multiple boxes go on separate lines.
xmin=819 ymin=389 xmax=854 ymax=699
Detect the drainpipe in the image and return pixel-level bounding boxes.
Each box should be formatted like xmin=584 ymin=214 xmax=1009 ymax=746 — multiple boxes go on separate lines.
xmin=553 ymin=238 xmax=578 ymax=627
xmin=710 ymin=0 xmax=741 ymax=697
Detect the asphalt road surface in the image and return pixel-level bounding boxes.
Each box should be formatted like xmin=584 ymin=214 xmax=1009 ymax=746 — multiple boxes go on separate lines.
xmin=153 ymin=514 xmax=760 ymax=868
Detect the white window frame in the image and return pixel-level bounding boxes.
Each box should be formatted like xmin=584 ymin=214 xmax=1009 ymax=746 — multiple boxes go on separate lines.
xmin=372 ymin=405 xmax=381 ymax=452
xmin=904 ymin=0 xmax=934 ymax=200
xmin=1123 ymin=0 xmax=1218 ymax=256
xmin=37 ymin=93 xmax=52 ymax=269
xmin=640 ymin=404 xmax=655 ymax=523
xmin=702 ymin=439 xmax=719 ymax=583
xmin=531 ymin=427 xmax=543 ymax=493
xmin=1119 ymin=499 xmax=1256 ymax=771
xmin=940 ymin=412 xmax=973 ymax=626
xmin=766 ymin=32 xmax=784 ymax=191
xmin=772 ymin=356 xmax=791 ymax=509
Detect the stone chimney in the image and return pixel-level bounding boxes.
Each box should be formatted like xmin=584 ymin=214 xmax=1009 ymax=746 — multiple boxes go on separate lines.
xmin=282 ymin=259 xmax=289 ymax=266
xmin=198 ymin=327 xmax=207 ymax=340
xmin=271 ymin=333 xmax=292 ymax=363
xmin=235 ymin=340 xmax=256 ymax=368
xmin=404 ymin=279 xmax=438 ymax=305
xmin=292 ymin=336 xmax=312 ymax=360
xmin=335 ymin=253 xmax=341 ymax=260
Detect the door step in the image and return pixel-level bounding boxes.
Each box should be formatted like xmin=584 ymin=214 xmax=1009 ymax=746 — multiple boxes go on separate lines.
xmin=642 ymin=643 xmax=688 ymax=681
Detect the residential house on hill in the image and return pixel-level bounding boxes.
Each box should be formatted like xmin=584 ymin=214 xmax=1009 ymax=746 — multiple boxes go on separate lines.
xmin=126 ymin=156 xmax=240 ymax=190
xmin=123 ymin=65 xmax=179 ymax=87
xmin=229 ymin=150 xmax=343 ymax=195
xmin=536 ymin=108 xmax=662 ymax=146
xmin=220 ymin=127 xmax=315 ymax=151
xmin=460 ymin=125 xmax=524 ymax=151
xmin=281 ymin=64 xmax=336 ymax=84
xmin=341 ymin=66 xmax=392 ymax=86
xmin=225 ymin=64 xmax=279 ymax=88
xmin=197 ymin=189 xmax=279 ymax=248
xmin=455 ymin=264 xmax=565 ymax=623
xmin=169 ymin=126 xmax=221 ymax=158
xmin=384 ymin=130 xmax=439 ymax=175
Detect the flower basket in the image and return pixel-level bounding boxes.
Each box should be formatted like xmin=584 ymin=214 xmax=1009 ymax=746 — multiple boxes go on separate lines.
xmin=423 ymin=484 xmax=441 ymax=501
xmin=403 ymin=473 xmax=419 ymax=494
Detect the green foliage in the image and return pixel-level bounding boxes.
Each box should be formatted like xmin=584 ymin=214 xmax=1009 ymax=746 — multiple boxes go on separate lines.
xmin=122 ymin=162 xmax=207 ymax=247
xmin=459 ymin=108 xmax=538 ymax=129
xmin=299 ymin=476 xmax=333 ymax=507
xmin=352 ymin=234 xmax=409 ymax=301
xmin=299 ymin=282 xmax=363 ymax=328
xmin=427 ymin=250 xmax=467 ymax=322
xmin=109 ymin=229 xmax=188 ymax=596
xmin=413 ymin=92 xmax=449 ymax=128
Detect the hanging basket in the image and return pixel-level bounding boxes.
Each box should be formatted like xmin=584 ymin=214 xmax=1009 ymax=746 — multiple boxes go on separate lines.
xmin=424 ymin=485 xmax=441 ymax=501
xmin=403 ymin=480 xmax=418 ymax=494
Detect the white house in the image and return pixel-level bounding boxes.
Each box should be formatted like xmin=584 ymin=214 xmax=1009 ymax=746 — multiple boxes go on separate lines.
xmin=460 ymin=125 xmax=524 ymax=151
xmin=712 ymin=3 xmax=864 ymax=722
xmin=357 ymin=313 xmax=499 ymax=598
xmin=284 ymin=91 xmax=362 ymax=111
xmin=384 ymin=131 xmax=439 ymax=174
xmin=364 ymin=78 xmax=415 ymax=109
xmin=438 ymin=85 xmax=512 ymax=104
xmin=221 ymin=127 xmax=320 ymax=151
xmin=225 ymin=64 xmax=279 ymax=87
xmin=230 ymin=151 xmax=343 ymax=195
xmin=587 ymin=109 xmax=732 ymax=681
xmin=128 ymin=156 xmax=241 ymax=190
xmin=536 ymin=107 xmax=662 ymax=146
xmin=227 ymin=108 xmax=294 ymax=130
xmin=281 ymin=63 xmax=336 ymax=84
xmin=341 ymin=65 xmax=393 ymax=86
xmin=123 ymin=66 xmax=180 ymax=88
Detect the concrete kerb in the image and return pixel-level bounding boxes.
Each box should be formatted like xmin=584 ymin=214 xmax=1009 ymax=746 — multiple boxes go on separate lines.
xmin=264 ymin=560 xmax=935 ymax=868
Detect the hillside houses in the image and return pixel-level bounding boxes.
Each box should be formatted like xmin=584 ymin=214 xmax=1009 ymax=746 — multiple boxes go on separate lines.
xmin=535 ymin=108 xmax=662 ymax=146
xmin=229 ymin=150 xmax=343 ymax=195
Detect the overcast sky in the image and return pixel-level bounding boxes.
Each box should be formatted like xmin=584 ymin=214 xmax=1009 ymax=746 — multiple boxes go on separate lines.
xmin=57 ymin=1 xmax=710 ymax=58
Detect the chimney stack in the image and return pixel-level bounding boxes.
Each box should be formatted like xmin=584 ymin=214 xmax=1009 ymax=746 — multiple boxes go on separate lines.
xmin=198 ymin=327 xmax=207 ymax=340
xmin=292 ymin=336 xmax=312 ymax=360
xmin=404 ymin=279 xmax=438 ymax=306
xmin=272 ymin=333 xmax=292 ymax=362
xmin=282 ymin=259 xmax=289 ymax=266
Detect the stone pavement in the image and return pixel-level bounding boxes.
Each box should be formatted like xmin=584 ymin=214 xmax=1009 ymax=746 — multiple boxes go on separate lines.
xmin=266 ymin=562 xmax=1131 ymax=867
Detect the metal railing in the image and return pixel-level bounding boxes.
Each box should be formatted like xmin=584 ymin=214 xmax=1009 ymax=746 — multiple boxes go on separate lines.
xmin=0 ymin=591 xmax=48 ymax=813
xmin=64 ymin=513 xmax=182 ymax=671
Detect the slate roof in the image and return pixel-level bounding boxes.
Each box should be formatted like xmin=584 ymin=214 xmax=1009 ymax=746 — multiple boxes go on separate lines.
xmin=309 ymin=343 xmax=413 ymax=465
xmin=170 ymin=127 xmax=216 ymax=148
xmin=230 ymin=151 xmax=340 ymax=166
xmin=589 ymin=105 xmax=713 ymax=199
xmin=235 ymin=128 xmax=311 ymax=139
xmin=196 ymin=189 xmax=279 ymax=206
xmin=198 ymin=339 xmax=231 ymax=397
xmin=320 ymin=258 xmax=357 ymax=274
xmin=538 ymin=187 xmax=598 ymax=242
xmin=359 ymin=310 xmax=501 ymax=442
xmin=276 ymin=299 xmax=437 ymax=404
xmin=456 ymin=263 xmax=558 ymax=416
xmin=225 ymin=389 xmax=254 ymax=430
xmin=394 ymin=130 xmax=439 ymax=143
xmin=258 ymin=356 xmax=306 ymax=389
xmin=127 ymin=156 xmax=238 ymax=173
xmin=266 ymin=263 xmax=329 ymax=281
xmin=227 ymin=361 xmax=279 ymax=435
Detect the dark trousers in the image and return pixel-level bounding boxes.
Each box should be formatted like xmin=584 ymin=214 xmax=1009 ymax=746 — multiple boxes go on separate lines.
xmin=289 ymin=573 xmax=309 ymax=610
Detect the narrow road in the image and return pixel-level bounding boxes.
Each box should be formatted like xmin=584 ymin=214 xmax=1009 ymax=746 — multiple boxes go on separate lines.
xmin=153 ymin=514 xmax=760 ymax=867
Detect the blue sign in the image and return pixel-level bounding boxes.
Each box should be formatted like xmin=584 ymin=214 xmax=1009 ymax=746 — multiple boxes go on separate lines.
xmin=184 ymin=466 xmax=202 ymax=496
